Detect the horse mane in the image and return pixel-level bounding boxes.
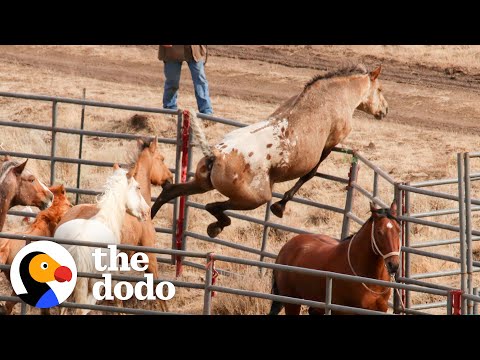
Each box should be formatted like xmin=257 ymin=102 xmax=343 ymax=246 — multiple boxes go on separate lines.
xmin=340 ymin=207 xmax=399 ymax=241
xmin=304 ymin=63 xmax=368 ymax=90
xmin=126 ymin=137 xmax=154 ymax=170
xmin=0 ymin=160 xmax=19 ymax=185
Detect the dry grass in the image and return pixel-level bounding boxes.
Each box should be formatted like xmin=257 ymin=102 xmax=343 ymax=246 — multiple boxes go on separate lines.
xmin=1 ymin=45 xmax=480 ymax=314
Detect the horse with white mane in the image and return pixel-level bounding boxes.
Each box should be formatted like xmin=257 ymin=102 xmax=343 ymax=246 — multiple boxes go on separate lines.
xmin=151 ymin=64 xmax=389 ymax=238
xmin=54 ymin=164 xmax=149 ymax=315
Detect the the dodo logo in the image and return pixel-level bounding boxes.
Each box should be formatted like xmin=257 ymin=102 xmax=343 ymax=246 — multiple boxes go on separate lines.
xmin=10 ymin=241 xmax=77 ymax=308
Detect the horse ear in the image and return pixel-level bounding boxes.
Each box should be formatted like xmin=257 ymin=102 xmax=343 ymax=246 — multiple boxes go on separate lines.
xmin=137 ymin=138 xmax=145 ymax=150
xmin=113 ymin=163 xmax=120 ymax=170
xmin=369 ymin=65 xmax=382 ymax=81
xmin=370 ymin=201 xmax=380 ymax=216
xmin=13 ymin=159 xmax=28 ymax=175
xmin=149 ymin=136 xmax=158 ymax=153
xmin=390 ymin=200 xmax=397 ymax=217
xmin=59 ymin=184 xmax=66 ymax=194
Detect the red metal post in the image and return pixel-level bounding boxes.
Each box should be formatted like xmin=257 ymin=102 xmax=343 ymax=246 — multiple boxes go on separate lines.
xmin=175 ymin=110 xmax=191 ymax=277
xmin=450 ymin=290 xmax=463 ymax=315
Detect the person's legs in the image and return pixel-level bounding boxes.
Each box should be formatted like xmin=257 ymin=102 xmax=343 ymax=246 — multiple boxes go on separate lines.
xmin=163 ymin=61 xmax=182 ymax=110
xmin=187 ymin=60 xmax=213 ymax=114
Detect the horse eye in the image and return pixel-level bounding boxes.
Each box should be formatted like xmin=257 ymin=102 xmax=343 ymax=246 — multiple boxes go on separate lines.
xmin=41 ymin=262 xmax=48 ymax=270
xmin=29 ymin=179 xmax=35 ymax=183
xmin=137 ymin=186 xmax=141 ymax=191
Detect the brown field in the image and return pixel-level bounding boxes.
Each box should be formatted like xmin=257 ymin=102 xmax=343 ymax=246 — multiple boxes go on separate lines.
xmin=1 ymin=45 xmax=480 ymax=315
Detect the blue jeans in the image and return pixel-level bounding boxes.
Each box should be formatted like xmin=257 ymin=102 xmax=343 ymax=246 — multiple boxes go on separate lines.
xmin=163 ymin=60 xmax=213 ymax=114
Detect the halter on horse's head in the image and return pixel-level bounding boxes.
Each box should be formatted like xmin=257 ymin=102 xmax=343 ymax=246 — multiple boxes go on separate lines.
xmin=369 ymin=201 xmax=401 ymax=275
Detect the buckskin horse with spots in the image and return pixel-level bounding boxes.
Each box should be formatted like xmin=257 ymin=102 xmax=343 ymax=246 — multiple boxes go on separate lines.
xmin=151 ymin=64 xmax=388 ymax=238
xmin=270 ymin=201 xmax=400 ymax=315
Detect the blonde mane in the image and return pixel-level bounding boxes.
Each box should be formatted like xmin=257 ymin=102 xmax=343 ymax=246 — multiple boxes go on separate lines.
xmin=93 ymin=168 xmax=130 ymax=241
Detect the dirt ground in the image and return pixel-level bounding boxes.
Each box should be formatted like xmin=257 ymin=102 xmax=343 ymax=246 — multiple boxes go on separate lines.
xmin=1 ymin=45 xmax=480 ymax=315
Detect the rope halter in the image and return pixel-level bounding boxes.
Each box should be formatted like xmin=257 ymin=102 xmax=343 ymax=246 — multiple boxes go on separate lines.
xmin=347 ymin=213 xmax=401 ymax=295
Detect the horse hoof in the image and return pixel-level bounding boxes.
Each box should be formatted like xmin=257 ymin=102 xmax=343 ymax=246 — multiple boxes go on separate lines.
xmin=207 ymin=223 xmax=223 ymax=238
xmin=270 ymin=203 xmax=284 ymax=218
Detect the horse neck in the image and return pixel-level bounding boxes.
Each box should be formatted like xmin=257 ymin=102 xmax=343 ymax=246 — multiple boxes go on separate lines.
xmin=134 ymin=155 xmax=152 ymax=203
xmin=0 ymin=186 xmax=15 ymax=231
xmin=26 ymin=215 xmax=52 ymax=236
xmin=94 ymin=185 xmax=128 ymax=242
xmin=348 ymin=220 xmax=388 ymax=280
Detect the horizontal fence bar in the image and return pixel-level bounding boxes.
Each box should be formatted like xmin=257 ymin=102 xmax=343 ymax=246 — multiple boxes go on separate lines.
xmin=0 ymin=91 xmax=178 ymax=114
xmin=352 ymin=183 xmax=390 ymax=208
xmin=398 ymin=215 xmax=460 ymax=233
xmin=0 ymin=120 xmax=177 ymax=144
xmin=410 ymin=301 xmax=446 ymax=311
xmin=212 ymin=254 xmax=448 ymax=296
xmin=0 ymin=232 xmax=208 ymax=259
xmin=396 ymin=276 xmax=454 ymax=291
xmin=185 ymin=231 xmax=277 ymax=259
xmin=345 ymin=212 xmax=366 ymax=226
xmin=354 ymin=152 xmax=395 ymax=184
xmin=409 ymin=236 xmax=480 ymax=249
xmin=399 ymin=184 xmax=460 ymax=202
xmin=410 ymin=266 xmax=480 ymax=280
xmin=410 ymin=206 xmax=480 ymax=219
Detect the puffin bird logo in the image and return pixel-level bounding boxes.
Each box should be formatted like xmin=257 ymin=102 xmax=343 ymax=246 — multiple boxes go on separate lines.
xmin=10 ymin=241 xmax=77 ymax=309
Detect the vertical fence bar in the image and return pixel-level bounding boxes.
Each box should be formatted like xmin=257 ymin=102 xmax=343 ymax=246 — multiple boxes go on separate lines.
xmin=404 ymin=186 xmax=411 ymax=309
xmin=373 ymin=172 xmax=379 ymax=200
xmin=447 ymin=291 xmax=453 ymax=315
xmin=75 ymin=88 xmax=86 ymax=205
xmin=50 ymin=101 xmax=58 ymax=185
xmin=203 ymin=253 xmax=214 ymax=315
xmin=457 ymin=153 xmax=467 ymax=314
xmin=259 ymin=200 xmax=272 ymax=267
xmin=401 ymin=183 xmax=406 ymax=310
xmin=170 ymin=110 xmax=183 ymax=265
xmin=393 ymin=183 xmax=403 ymax=314
xmin=180 ymin=129 xmax=194 ymax=265
xmin=474 ymin=287 xmax=479 ymax=315
xmin=341 ymin=157 xmax=358 ymax=239
xmin=20 ymin=302 xmax=27 ymax=315
xmin=464 ymin=153 xmax=473 ymax=314
xmin=175 ymin=110 xmax=191 ymax=277
xmin=325 ymin=277 xmax=332 ymax=315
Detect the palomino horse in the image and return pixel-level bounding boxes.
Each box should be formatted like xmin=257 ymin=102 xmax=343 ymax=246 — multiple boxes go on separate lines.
xmin=54 ymin=165 xmax=150 ymax=315
xmin=269 ymin=201 xmax=400 ymax=315
xmin=0 ymin=157 xmax=54 ymax=231
xmin=0 ymin=184 xmax=72 ymax=315
xmin=151 ymin=64 xmax=388 ymax=238
xmin=55 ymin=137 xmax=172 ymax=312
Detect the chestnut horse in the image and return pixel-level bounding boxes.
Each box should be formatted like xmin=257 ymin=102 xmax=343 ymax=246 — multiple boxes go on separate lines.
xmin=270 ymin=201 xmax=400 ymax=315
xmin=0 ymin=157 xmax=54 ymax=231
xmin=0 ymin=184 xmax=72 ymax=315
xmin=151 ymin=64 xmax=388 ymax=238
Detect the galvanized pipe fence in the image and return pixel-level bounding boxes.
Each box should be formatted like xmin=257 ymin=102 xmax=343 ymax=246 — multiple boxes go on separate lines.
xmin=0 ymin=91 xmax=478 ymax=315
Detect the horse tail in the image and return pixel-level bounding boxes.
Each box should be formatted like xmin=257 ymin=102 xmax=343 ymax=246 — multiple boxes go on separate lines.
xmin=187 ymin=108 xmax=214 ymax=158
xmin=269 ymin=273 xmax=284 ymax=315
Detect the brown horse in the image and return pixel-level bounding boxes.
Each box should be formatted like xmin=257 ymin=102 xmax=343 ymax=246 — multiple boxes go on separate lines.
xmin=0 ymin=157 xmax=54 ymax=231
xmin=151 ymin=64 xmax=388 ymax=238
xmin=55 ymin=137 xmax=172 ymax=311
xmin=0 ymin=184 xmax=72 ymax=315
xmin=269 ymin=201 xmax=400 ymax=315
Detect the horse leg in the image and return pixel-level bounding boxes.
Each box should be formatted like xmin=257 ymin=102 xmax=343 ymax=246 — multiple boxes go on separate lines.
xmin=270 ymin=149 xmax=332 ymax=218
xmin=151 ymin=157 xmax=214 ymax=218
xmin=308 ymin=307 xmax=325 ymax=315
xmin=284 ymin=304 xmax=301 ymax=315
xmin=205 ymin=197 xmax=268 ymax=238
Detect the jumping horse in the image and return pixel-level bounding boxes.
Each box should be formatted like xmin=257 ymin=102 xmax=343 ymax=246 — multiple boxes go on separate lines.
xmin=0 ymin=157 xmax=54 ymax=231
xmin=269 ymin=201 xmax=400 ymax=315
xmin=151 ymin=64 xmax=389 ymax=238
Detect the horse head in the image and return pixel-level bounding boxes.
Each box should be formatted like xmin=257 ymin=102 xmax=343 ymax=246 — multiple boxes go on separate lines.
xmin=125 ymin=166 xmax=150 ymax=221
xmin=357 ymin=65 xmax=389 ymax=120
xmin=9 ymin=160 xmax=54 ymax=210
xmin=370 ymin=200 xmax=400 ymax=275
